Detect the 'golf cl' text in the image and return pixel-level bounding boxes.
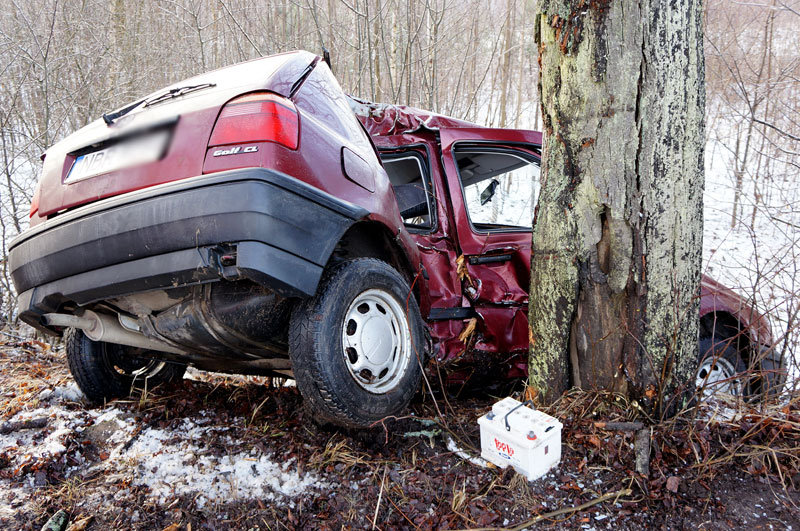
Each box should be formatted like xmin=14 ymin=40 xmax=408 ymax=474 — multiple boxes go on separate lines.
xmin=212 ymin=145 xmax=259 ymax=157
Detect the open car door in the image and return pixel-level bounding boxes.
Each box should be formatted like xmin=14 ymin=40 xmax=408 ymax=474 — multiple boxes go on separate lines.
xmin=439 ymin=127 xmax=542 ymax=358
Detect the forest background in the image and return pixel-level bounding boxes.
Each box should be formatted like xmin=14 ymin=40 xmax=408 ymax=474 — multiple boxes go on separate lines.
xmin=0 ymin=0 xmax=797 ymax=374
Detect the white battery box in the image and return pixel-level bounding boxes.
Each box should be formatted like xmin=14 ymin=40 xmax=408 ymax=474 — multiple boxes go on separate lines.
xmin=478 ymin=397 xmax=562 ymax=481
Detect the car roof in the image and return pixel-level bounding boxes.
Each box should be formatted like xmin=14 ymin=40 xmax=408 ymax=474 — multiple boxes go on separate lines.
xmin=349 ymin=96 xmax=482 ymax=137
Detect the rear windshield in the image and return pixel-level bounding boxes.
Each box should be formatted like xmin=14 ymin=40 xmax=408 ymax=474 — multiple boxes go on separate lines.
xmin=142 ymin=54 xmax=293 ymax=99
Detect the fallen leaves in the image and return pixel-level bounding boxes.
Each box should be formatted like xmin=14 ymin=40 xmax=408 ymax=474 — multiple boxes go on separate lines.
xmin=666 ymin=476 xmax=680 ymax=493
xmin=66 ymin=515 xmax=93 ymax=531
xmin=457 ymin=318 xmax=478 ymax=344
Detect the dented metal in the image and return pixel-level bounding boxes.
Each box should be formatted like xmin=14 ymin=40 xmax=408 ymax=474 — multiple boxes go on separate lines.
xmin=354 ymin=99 xmax=774 ymax=383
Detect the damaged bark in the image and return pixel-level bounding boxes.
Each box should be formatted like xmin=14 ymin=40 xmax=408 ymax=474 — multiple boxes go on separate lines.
xmin=529 ymin=0 xmax=705 ymax=416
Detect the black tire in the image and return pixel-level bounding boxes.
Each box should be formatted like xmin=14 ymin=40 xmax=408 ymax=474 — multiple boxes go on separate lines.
xmin=754 ymin=353 xmax=787 ymax=397
xmin=696 ymin=331 xmax=786 ymax=399
xmin=65 ymin=327 xmax=187 ymax=404
xmin=696 ymin=334 xmax=746 ymax=398
xmin=289 ymin=258 xmax=426 ymax=428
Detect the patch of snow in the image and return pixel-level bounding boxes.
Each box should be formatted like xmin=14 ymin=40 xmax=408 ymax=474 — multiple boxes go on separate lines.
xmin=107 ymin=418 xmax=326 ymax=508
xmin=37 ymin=388 xmax=53 ymax=401
xmin=445 ymin=436 xmax=488 ymax=468
xmin=50 ymin=383 xmax=84 ymax=402
xmin=0 ymin=483 xmax=30 ymax=520
xmin=0 ymin=403 xmax=131 ymax=487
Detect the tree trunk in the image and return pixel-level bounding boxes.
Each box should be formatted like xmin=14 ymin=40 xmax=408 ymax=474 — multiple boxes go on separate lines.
xmin=529 ymin=0 xmax=705 ymax=417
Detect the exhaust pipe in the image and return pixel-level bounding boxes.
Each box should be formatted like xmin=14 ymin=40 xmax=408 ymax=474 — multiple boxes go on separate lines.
xmin=43 ymin=311 xmax=185 ymax=355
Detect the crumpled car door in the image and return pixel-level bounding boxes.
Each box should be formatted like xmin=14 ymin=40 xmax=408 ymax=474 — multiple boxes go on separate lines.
xmin=439 ymin=128 xmax=542 ymax=358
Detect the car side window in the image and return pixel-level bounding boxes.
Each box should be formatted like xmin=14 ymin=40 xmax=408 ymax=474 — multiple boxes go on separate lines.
xmin=455 ymin=147 xmax=540 ymax=231
xmin=381 ymin=153 xmax=435 ymax=231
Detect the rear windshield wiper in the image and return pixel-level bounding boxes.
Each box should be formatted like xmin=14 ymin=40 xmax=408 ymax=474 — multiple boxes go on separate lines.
xmin=102 ymin=98 xmax=145 ymax=126
xmin=143 ymin=83 xmax=216 ymax=108
xmin=102 ymin=83 xmax=216 ymax=126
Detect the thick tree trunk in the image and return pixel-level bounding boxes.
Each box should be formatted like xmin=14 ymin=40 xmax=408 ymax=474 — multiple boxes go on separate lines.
xmin=529 ymin=0 xmax=705 ymax=417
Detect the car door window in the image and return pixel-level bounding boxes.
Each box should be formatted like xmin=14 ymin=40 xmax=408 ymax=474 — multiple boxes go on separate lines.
xmin=382 ymin=153 xmax=435 ymax=231
xmin=455 ymin=148 xmax=540 ymax=231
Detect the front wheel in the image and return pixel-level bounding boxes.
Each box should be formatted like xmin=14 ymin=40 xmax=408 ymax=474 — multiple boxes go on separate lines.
xmin=696 ymin=332 xmax=786 ymax=399
xmin=65 ymin=327 xmax=187 ymax=404
xmin=289 ymin=259 xmax=425 ymax=428
xmin=696 ymin=334 xmax=745 ymax=398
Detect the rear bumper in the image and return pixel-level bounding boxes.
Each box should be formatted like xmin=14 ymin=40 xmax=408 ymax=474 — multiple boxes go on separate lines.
xmin=10 ymin=168 xmax=367 ymax=331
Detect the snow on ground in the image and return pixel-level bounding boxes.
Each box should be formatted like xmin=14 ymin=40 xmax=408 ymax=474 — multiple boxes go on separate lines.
xmin=0 ymin=364 xmax=326 ymax=519
xmin=0 ymin=383 xmax=90 ymax=466
xmin=112 ymin=417 xmax=325 ymax=509
xmin=445 ymin=436 xmax=489 ymax=468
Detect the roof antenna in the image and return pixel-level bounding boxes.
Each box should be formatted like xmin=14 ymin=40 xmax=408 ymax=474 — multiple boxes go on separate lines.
xmin=322 ymin=47 xmax=332 ymax=71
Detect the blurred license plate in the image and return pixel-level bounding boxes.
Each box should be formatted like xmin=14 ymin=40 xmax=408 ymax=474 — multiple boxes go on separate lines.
xmin=65 ymin=130 xmax=170 ymax=184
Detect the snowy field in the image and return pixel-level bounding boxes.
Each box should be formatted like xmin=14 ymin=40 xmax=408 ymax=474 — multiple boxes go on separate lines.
xmin=703 ymin=135 xmax=799 ymax=377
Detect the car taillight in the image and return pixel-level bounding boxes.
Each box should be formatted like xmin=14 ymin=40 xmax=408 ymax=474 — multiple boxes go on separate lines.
xmin=29 ymin=180 xmax=41 ymax=218
xmin=208 ymin=92 xmax=299 ymax=150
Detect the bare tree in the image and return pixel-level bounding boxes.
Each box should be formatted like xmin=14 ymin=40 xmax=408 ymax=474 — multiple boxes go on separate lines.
xmin=529 ymin=0 xmax=705 ymax=416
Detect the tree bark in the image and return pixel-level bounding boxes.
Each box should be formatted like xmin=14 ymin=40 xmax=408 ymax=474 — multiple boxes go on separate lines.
xmin=529 ymin=0 xmax=705 ymax=417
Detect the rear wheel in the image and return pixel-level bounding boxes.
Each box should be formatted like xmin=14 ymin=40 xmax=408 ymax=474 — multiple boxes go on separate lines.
xmin=289 ymin=259 xmax=425 ymax=428
xmin=65 ymin=327 xmax=186 ymax=404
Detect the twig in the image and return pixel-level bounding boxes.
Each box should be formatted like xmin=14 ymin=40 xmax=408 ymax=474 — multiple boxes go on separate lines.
xmin=460 ymin=488 xmax=633 ymax=531
xmin=385 ymin=491 xmax=419 ymax=529
xmin=0 ymin=329 xmax=26 ymax=341
xmin=0 ymin=417 xmax=47 ymax=434
xmin=593 ymin=421 xmax=645 ymax=432
xmin=511 ymin=488 xmax=632 ymax=529
xmin=752 ymin=117 xmax=800 ymax=142
xmin=372 ymin=465 xmax=388 ymax=529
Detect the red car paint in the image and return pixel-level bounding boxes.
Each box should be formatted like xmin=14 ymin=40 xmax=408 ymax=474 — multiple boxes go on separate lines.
xmin=33 ymin=51 xmax=316 ymax=223
xmin=24 ymin=48 xmax=771 ymax=383
xmin=352 ymin=98 xmax=773 ymax=376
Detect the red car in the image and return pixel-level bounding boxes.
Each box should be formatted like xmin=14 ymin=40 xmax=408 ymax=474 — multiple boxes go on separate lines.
xmin=9 ymin=51 xmax=782 ymax=428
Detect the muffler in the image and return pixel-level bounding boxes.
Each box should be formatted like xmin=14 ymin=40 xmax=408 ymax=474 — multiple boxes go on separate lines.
xmin=42 ymin=310 xmax=185 ymax=355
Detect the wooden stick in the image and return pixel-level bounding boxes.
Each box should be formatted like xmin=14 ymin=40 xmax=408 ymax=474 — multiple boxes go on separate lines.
xmin=459 ymin=487 xmax=633 ymax=531
xmin=508 ymin=488 xmax=632 ymax=530
xmin=372 ymin=465 xmax=388 ymax=529
xmin=593 ymin=421 xmax=645 ymax=431
xmin=0 ymin=417 xmax=47 ymax=435
xmin=635 ymin=428 xmax=651 ymax=475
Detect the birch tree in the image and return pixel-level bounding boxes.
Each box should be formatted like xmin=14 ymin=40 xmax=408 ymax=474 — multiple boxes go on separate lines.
xmin=529 ymin=0 xmax=706 ymax=416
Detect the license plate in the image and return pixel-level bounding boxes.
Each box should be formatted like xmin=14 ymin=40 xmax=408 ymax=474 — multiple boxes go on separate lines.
xmin=65 ymin=130 xmax=170 ymax=184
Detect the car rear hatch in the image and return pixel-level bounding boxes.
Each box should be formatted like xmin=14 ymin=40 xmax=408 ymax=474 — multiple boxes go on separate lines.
xmin=34 ymin=50 xmax=317 ymax=222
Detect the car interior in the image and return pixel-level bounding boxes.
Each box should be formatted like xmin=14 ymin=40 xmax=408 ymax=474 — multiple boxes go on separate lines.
xmin=382 ymin=155 xmax=434 ymax=229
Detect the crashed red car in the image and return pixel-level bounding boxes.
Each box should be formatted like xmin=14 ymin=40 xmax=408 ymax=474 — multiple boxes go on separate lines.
xmin=350 ymin=99 xmax=784 ymax=399
xmin=9 ymin=51 xmax=782 ymax=429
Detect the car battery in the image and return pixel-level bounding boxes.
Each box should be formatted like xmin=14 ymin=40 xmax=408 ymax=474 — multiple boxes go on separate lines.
xmin=478 ymin=397 xmax=562 ymax=481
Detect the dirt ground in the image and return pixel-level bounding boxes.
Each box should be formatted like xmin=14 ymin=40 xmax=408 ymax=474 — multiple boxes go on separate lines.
xmin=1 ymin=334 xmax=799 ymax=530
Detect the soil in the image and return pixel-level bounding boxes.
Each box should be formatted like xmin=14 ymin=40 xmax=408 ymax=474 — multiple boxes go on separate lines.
xmin=1 ymin=335 xmax=798 ymax=530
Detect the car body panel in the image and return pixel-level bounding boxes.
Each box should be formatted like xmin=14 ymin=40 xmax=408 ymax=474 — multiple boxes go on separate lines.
xmin=11 ymin=49 xmax=774 ymax=387
xmin=13 ymin=52 xmax=424 ymax=351
xmin=34 ymin=51 xmax=318 ymax=221
xmin=354 ymin=99 xmax=775 ymax=379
